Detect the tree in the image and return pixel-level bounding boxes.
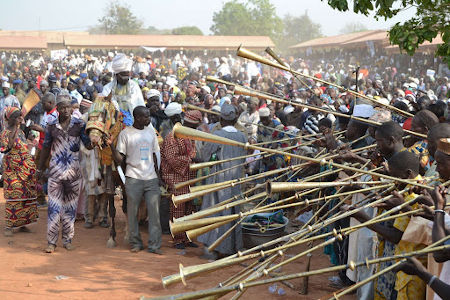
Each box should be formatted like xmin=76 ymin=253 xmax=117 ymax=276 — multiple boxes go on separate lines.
xmin=172 ymin=26 xmax=203 ymax=35
xmin=278 ymin=12 xmax=323 ymax=50
xmin=339 ymin=22 xmax=369 ymax=34
xmin=143 ymin=26 xmax=172 ymax=35
xmin=211 ymin=0 xmax=283 ymax=40
xmin=324 ymin=0 xmax=449 ymax=64
xmin=93 ymin=1 xmax=144 ymax=34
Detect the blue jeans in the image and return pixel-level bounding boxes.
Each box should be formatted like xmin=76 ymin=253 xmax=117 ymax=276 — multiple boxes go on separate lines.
xmin=125 ymin=177 xmax=161 ymax=250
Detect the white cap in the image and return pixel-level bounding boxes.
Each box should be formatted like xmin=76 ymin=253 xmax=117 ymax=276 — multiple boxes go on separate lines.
xmin=146 ymin=89 xmax=160 ymax=99
xmin=2 ymin=81 xmax=10 ymax=88
xmin=258 ymin=107 xmax=270 ymax=117
xmin=283 ymin=105 xmax=295 ymax=115
xmin=408 ymin=82 xmax=418 ymax=89
xmin=201 ymin=86 xmax=211 ymax=94
xmin=211 ymin=105 xmax=221 ymax=112
xmin=164 ymin=102 xmax=182 ymax=117
xmin=377 ymin=98 xmax=390 ymax=106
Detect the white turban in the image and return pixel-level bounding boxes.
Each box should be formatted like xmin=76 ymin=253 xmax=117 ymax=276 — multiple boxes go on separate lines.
xmin=259 ymin=107 xmax=270 ymax=117
xmin=377 ymin=98 xmax=390 ymax=106
xmin=283 ymin=105 xmax=295 ymax=115
xmin=164 ymin=102 xmax=182 ymax=117
xmin=201 ymin=85 xmax=211 ymax=94
xmin=112 ymin=53 xmax=132 ymax=74
xmin=146 ymin=89 xmax=160 ymax=99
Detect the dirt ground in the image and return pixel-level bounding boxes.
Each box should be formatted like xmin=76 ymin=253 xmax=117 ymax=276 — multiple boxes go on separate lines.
xmin=0 ymin=195 xmax=355 ymax=300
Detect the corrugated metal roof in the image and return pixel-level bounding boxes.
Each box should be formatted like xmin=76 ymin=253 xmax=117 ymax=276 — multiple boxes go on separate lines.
xmin=0 ymin=31 xmax=274 ymax=50
xmin=64 ymin=34 xmax=274 ymax=49
xmin=289 ymin=30 xmax=385 ymax=49
xmin=385 ymin=35 xmax=443 ymax=53
xmin=0 ymin=36 xmax=47 ymax=49
xmin=0 ymin=30 xmax=89 ymax=44
xmin=342 ymin=31 xmax=389 ymax=46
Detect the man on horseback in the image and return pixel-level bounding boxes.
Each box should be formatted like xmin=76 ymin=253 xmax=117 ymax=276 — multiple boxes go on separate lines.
xmin=86 ymin=53 xmax=145 ymax=247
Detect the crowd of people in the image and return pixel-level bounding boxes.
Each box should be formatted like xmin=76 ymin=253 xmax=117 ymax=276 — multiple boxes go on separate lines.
xmin=0 ymin=47 xmax=450 ymax=299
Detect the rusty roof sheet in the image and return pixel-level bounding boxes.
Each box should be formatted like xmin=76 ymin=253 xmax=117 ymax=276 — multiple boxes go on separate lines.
xmin=64 ymin=34 xmax=274 ymax=49
xmin=0 ymin=35 xmax=47 ymax=49
xmin=384 ymin=35 xmax=443 ymax=52
xmin=342 ymin=31 xmax=389 ymax=46
xmin=0 ymin=30 xmax=89 ymax=44
xmin=289 ymin=30 xmax=386 ymax=49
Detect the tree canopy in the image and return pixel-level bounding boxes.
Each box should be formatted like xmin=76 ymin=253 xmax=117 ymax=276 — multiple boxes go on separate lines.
xmin=92 ymin=1 xmax=144 ymax=34
xmin=172 ymin=26 xmax=203 ymax=35
xmin=210 ymin=0 xmax=283 ymax=40
xmin=278 ymin=12 xmax=323 ymax=50
xmin=339 ymin=21 xmax=369 ymax=34
xmin=324 ymin=0 xmax=449 ymax=63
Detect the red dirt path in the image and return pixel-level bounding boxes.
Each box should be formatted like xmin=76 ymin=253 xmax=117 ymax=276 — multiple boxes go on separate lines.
xmin=0 ymin=194 xmax=355 ymax=300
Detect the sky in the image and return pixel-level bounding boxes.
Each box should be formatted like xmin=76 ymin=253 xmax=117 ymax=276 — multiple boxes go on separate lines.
xmin=0 ymin=0 xmax=416 ymax=36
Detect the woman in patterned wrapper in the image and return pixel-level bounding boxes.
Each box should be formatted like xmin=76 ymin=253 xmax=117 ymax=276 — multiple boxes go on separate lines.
xmin=1 ymin=106 xmax=38 ymax=237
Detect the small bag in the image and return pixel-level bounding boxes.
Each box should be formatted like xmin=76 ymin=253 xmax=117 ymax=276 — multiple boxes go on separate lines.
xmin=402 ymin=216 xmax=432 ymax=245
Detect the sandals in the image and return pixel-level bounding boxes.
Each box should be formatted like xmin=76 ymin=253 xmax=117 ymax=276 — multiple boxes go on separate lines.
xmin=45 ymin=244 xmax=56 ymax=253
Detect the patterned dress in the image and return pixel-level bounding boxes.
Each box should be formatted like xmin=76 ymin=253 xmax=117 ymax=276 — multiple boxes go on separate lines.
xmin=408 ymin=140 xmax=430 ymax=174
xmin=1 ymin=129 xmax=38 ymax=229
xmin=256 ymin=119 xmax=286 ymax=172
xmin=43 ymin=117 xmax=91 ymax=245
xmin=393 ymin=183 xmax=427 ymax=300
xmin=160 ymin=131 xmax=196 ymax=244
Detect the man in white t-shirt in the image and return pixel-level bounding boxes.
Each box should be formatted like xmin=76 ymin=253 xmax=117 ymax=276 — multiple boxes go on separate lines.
xmin=110 ymin=106 xmax=162 ymax=254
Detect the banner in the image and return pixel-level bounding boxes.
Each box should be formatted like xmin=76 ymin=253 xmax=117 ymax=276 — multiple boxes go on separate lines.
xmin=50 ymin=49 xmax=68 ymax=61
xmin=141 ymin=46 xmax=166 ymax=53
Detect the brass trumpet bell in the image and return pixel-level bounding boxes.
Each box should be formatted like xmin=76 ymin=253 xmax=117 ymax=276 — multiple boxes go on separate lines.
xmin=169 ymin=215 xmax=237 ymax=236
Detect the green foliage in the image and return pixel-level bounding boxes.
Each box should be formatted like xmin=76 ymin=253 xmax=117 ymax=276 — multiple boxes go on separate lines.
xmin=143 ymin=26 xmax=172 ymax=35
xmin=94 ymin=1 xmax=144 ymax=34
xmin=211 ymin=0 xmax=283 ymax=40
xmin=278 ymin=12 xmax=323 ymax=51
xmin=324 ymin=0 xmax=450 ymax=65
xmin=172 ymin=26 xmax=203 ymax=35
xmin=339 ymin=21 xmax=369 ymax=34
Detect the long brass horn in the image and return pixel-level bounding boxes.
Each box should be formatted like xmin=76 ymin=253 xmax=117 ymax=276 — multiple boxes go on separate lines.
xmin=237 ymin=46 xmax=413 ymax=118
xmin=266 ymin=47 xmax=315 ymax=94
xmin=169 ymin=214 xmax=237 ymax=236
xmin=190 ymin=152 xmax=261 ymax=171
xmin=175 ymin=192 xmax=266 ymax=223
xmin=173 ymin=123 xmax=431 ymax=189
xmin=186 ymin=219 xmax=231 ymax=241
xmin=186 ymin=103 xmax=220 ymax=115
xmin=154 ymin=243 xmax=450 ymax=300
xmin=172 ymin=184 xmax=232 ymax=207
xmin=267 ymin=181 xmax=385 ymax=194
xmin=232 ymin=83 xmax=425 ymax=139
xmin=206 ymin=76 xmax=424 ymax=139
xmin=183 ymin=144 xmax=298 ymax=189
xmin=188 ymin=180 xmax=235 ymax=193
